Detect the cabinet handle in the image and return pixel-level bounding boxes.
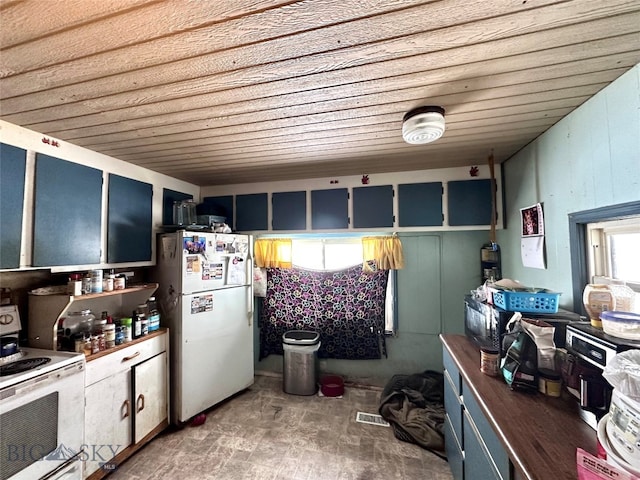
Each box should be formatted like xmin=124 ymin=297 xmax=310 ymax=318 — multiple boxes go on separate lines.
xmin=122 ymin=351 xmax=140 ymax=362
xmin=121 ymin=400 xmax=130 ymax=419
xmin=136 ymin=394 xmax=145 ymax=413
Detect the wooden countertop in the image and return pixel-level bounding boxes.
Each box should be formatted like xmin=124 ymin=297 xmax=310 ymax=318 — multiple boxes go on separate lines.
xmin=440 ymin=334 xmax=597 ymax=480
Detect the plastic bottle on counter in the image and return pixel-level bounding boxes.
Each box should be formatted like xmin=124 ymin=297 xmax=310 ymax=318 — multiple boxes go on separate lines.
xmin=103 ymin=272 xmax=114 ymax=292
xmin=115 ymin=326 xmax=124 ymax=346
xmin=68 ymin=273 xmax=83 ymax=296
xmin=82 ymin=273 xmax=92 ymax=295
xmin=146 ymin=297 xmax=160 ymax=332
xmin=136 ymin=304 xmax=149 ymax=336
xmin=132 ymin=311 xmax=142 ymax=339
xmin=104 ymin=323 xmax=116 ymax=349
xmin=90 ymin=334 xmax=100 ymax=354
xmin=114 ymin=274 xmax=126 ymax=290
xmin=121 ymin=317 xmax=132 ymax=342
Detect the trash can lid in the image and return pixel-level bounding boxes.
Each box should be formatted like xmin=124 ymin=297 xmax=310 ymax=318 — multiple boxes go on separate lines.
xmin=283 ymin=330 xmax=320 ymax=345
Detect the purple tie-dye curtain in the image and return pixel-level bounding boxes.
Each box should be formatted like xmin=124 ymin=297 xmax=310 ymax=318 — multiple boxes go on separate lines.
xmin=259 ymin=265 xmax=388 ymax=360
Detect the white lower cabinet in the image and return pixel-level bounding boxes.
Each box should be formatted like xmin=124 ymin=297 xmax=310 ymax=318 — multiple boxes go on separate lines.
xmin=84 ymin=371 xmax=132 ymax=477
xmin=133 ymin=351 xmax=168 ymax=444
xmin=83 ymin=331 xmax=169 ymax=480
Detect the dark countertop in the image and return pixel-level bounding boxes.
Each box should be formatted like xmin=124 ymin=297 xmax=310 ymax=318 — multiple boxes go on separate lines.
xmin=440 ymin=334 xmax=597 ymax=480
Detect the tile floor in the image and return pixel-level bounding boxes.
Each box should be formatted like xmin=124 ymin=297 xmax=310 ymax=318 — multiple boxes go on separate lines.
xmin=109 ymin=375 xmax=453 ymax=480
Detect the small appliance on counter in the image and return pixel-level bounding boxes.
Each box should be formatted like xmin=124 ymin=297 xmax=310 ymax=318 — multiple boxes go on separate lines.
xmin=565 ymin=322 xmax=640 ymax=430
xmin=464 ymin=294 xmax=580 ymax=357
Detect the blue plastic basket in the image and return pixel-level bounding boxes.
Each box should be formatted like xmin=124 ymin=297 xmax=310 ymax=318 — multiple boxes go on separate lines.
xmin=492 ymin=290 xmax=560 ymax=313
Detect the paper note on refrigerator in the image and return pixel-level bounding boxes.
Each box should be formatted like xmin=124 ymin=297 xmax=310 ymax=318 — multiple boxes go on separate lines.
xmin=227 ymin=256 xmax=247 ymax=285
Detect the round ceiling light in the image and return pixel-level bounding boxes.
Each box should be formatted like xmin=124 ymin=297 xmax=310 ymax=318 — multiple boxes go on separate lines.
xmin=402 ymin=106 xmax=446 ymax=145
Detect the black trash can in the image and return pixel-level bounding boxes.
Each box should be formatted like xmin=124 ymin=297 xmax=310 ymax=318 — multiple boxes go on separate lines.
xmin=282 ymin=330 xmax=320 ymax=395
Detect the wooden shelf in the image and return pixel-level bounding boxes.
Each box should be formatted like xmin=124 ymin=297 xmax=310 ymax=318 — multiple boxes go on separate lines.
xmin=67 ymin=283 xmax=158 ymax=301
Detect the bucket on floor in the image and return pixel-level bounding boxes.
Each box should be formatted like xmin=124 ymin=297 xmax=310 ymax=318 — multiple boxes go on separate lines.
xmin=320 ymin=374 xmax=344 ymax=397
xmin=282 ymin=330 xmax=320 ymax=396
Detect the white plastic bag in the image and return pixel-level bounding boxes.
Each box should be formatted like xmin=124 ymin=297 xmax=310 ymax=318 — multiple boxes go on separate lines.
xmin=603 ymin=350 xmax=640 ymax=402
xmin=521 ymin=318 xmax=556 ymax=371
xmin=253 ymin=267 xmax=267 ymax=297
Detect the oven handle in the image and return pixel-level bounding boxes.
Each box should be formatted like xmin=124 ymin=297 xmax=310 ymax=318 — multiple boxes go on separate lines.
xmin=136 ymin=394 xmax=145 ymax=413
xmin=122 ymin=351 xmax=141 ymax=362
xmin=121 ymin=400 xmax=130 ymax=419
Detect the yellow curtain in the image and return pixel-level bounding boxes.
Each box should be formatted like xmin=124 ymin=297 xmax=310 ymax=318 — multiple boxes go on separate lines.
xmin=254 ymin=238 xmax=292 ymax=268
xmin=362 ymin=236 xmax=404 ymax=271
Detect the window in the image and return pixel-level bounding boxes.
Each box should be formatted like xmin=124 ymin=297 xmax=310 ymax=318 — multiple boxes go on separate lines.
xmin=569 ymin=201 xmax=640 ymax=313
xmin=587 ymin=218 xmax=640 ymax=291
xmin=291 ymin=237 xmax=397 ymax=334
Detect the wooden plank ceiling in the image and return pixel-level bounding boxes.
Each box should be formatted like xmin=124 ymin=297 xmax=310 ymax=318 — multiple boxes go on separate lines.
xmin=1 ymin=0 xmax=639 ymax=186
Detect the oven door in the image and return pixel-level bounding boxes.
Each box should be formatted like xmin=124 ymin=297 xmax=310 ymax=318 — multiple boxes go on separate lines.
xmin=0 ymin=361 xmax=85 ymax=480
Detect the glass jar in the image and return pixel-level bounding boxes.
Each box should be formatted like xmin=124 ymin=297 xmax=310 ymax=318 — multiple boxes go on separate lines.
xmin=583 ymin=284 xmax=616 ymax=328
xmin=64 ymin=310 xmax=95 ymax=336
xmin=104 ymin=324 xmax=116 ymax=348
xmin=480 ymin=347 xmax=500 ymax=376
xmin=173 ymin=199 xmax=196 ymax=225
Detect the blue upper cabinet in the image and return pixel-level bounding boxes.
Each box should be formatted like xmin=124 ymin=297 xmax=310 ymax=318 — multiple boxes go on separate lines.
xmin=0 ymin=143 xmax=27 ymax=269
xmin=33 ymin=154 xmax=103 ymax=266
xmin=236 ymin=193 xmax=268 ymax=231
xmin=398 ymin=182 xmax=443 ymax=227
xmin=311 ymin=188 xmax=349 ymax=229
xmin=199 ymin=195 xmax=233 ymax=224
xmin=162 ymin=188 xmax=193 ymax=225
xmin=352 ymin=185 xmax=394 ymax=228
xmin=108 ymin=174 xmax=153 ymax=263
xmin=272 ymin=191 xmax=306 ymax=230
xmin=448 ymin=179 xmax=492 ymax=226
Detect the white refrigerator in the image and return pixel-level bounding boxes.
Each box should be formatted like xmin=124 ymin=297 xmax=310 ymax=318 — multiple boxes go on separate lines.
xmin=155 ymin=230 xmax=254 ymax=425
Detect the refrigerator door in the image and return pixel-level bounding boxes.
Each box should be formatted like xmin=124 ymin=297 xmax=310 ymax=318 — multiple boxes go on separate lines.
xmin=180 ymin=231 xmax=226 ymax=294
xmin=173 ymin=285 xmax=254 ymax=424
xmin=179 ymin=232 xmax=251 ymax=294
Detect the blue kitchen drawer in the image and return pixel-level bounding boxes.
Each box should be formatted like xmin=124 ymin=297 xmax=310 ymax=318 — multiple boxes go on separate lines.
xmin=443 ymin=347 xmax=462 ymax=394
xmin=444 ymin=413 xmax=464 ymax=480
xmin=444 ymin=369 xmax=463 ymax=448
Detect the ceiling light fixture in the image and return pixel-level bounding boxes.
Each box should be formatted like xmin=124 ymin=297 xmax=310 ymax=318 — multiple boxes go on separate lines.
xmin=402 ymin=106 xmax=446 ymax=145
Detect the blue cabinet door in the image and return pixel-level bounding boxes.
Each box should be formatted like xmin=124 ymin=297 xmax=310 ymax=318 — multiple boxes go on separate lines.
xmin=0 ymin=143 xmax=27 ymax=269
xmin=200 ymin=195 xmax=233 ymax=224
xmin=311 ymin=188 xmax=348 ymax=229
xmin=445 ymin=414 xmax=465 ymax=480
xmin=272 ymin=191 xmax=306 ymax=230
xmin=352 ymin=185 xmax=394 ymax=228
xmin=108 ymin=174 xmax=153 ymax=263
xmin=33 ymin=154 xmax=102 ymax=266
xmin=448 ymin=179 xmax=492 ymax=226
xmin=162 ymin=188 xmax=193 ymax=225
xmin=398 ymin=182 xmax=443 ymax=226
xmin=236 ymin=193 xmax=268 ymax=231
xmin=463 ymin=412 xmax=503 ymax=480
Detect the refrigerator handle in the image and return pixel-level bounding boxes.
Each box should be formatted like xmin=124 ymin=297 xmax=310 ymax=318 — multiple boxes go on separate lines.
xmin=247 ymin=286 xmax=253 ymax=326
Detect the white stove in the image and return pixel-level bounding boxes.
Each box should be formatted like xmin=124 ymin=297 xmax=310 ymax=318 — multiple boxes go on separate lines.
xmin=0 ymin=304 xmax=85 ymax=480
xmin=0 ymin=347 xmax=85 ymax=390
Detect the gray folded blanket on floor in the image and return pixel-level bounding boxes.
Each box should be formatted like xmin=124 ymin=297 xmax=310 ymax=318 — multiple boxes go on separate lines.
xmin=378 ymin=371 xmax=446 ymax=457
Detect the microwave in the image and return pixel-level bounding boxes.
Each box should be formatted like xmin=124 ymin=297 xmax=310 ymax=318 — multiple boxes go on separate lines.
xmin=464 ymin=295 xmax=580 ymax=357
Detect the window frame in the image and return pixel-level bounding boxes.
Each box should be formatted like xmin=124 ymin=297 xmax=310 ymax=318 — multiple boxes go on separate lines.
xmin=569 ymin=200 xmax=640 ymax=313
xmin=587 ymin=218 xmax=640 ymax=291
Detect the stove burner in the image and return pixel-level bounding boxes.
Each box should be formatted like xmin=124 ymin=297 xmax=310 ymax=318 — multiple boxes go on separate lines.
xmin=0 ymin=357 xmax=51 ymax=376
